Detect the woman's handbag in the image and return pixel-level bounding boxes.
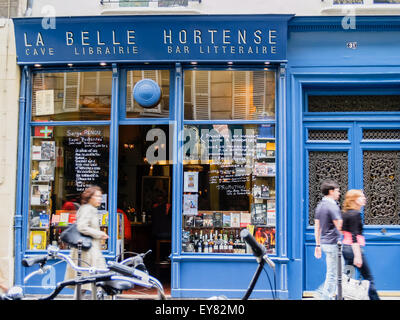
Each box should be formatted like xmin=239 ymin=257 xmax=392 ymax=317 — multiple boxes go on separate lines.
xmin=60 ymin=223 xmax=92 ymax=250
xmin=342 ymin=272 xmax=370 ymax=300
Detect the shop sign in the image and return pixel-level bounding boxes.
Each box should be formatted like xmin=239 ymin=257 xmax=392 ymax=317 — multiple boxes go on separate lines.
xmin=13 ymin=15 xmax=292 ymax=64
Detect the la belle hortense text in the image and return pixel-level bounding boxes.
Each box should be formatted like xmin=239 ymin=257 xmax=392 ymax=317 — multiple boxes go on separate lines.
xmin=23 ymin=28 xmax=279 ymax=57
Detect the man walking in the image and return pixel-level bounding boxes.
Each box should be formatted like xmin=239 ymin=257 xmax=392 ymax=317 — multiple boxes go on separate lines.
xmin=314 ymin=180 xmax=342 ymax=300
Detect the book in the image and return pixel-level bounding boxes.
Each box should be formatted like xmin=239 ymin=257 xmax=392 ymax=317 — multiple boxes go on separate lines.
xmin=266 ymin=142 xmax=275 ymax=157
xmin=231 ymin=212 xmax=240 ymax=228
xmin=68 ymin=212 xmax=77 ymax=224
xmin=39 ymin=214 xmax=50 ymax=227
xmin=31 ymin=184 xmax=41 ymax=205
xmin=253 ymin=185 xmax=262 ymax=198
xmin=100 ymin=212 xmax=109 ymax=226
xmin=213 ymin=212 xmax=223 ymax=228
xmin=240 ymin=212 xmax=251 ymax=227
xmin=223 ymin=214 xmax=231 ymax=228
xmin=267 ymin=200 xmax=276 ymax=227
xmin=251 ymin=203 xmax=267 ymax=225
xmin=41 ymin=141 xmax=55 ymax=160
xmin=30 ymin=209 xmax=45 ymax=227
xmin=51 ymin=214 xmax=60 ymax=225
xmin=266 ymin=163 xmax=276 ymax=176
xmin=32 ymin=145 xmax=42 ymax=160
xmin=261 ymin=184 xmax=270 ymax=199
xmin=40 ymin=188 xmax=50 ymax=205
xmin=194 ymin=214 xmax=203 ymax=228
xmin=38 ymin=161 xmax=55 ymax=181
xmin=253 ymin=162 xmax=275 ymax=177
xmin=184 ymin=215 xmax=194 ymax=228
xmin=256 ymin=142 xmax=267 ymax=159
xmin=29 ymin=230 xmax=47 ymax=250
xmin=202 ymin=213 xmax=214 ymax=228
xmin=59 ymin=212 xmax=70 ymax=226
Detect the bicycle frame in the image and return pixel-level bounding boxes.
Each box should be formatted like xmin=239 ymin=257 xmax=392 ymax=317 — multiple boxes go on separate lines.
xmin=16 ymin=245 xmax=165 ymax=300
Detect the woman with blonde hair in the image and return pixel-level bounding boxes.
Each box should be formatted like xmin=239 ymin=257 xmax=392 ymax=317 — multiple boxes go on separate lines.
xmin=342 ymin=189 xmax=380 ymax=300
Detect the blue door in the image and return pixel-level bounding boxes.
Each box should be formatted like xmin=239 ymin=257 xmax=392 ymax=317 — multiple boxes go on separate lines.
xmin=304 ymin=118 xmax=400 ymax=294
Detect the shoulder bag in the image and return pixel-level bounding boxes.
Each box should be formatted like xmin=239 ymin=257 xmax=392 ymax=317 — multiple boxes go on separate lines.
xmin=60 ymin=223 xmax=92 ymax=250
xmin=342 ymin=272 xmax=370 ymax=300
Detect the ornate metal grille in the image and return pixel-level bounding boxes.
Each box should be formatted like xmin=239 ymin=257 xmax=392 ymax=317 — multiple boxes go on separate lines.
xmin=363 ymin=129 xmax=400 ymax=140
xmin=308 ymin=95 xmax=400 ymax=112
xmin=308 ymin=151 xmax=348 ymax=225
xmin=308 ymin=130 xmax=348 ymax=141
xmin=363 ymin=151 xmax=400 ymax=225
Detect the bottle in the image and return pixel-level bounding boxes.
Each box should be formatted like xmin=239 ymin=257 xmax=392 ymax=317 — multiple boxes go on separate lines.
xmin=198 ymin=231 xmax=203 ymax=253
xmin=228 ymin=233 xmax=234 ymax=254
xmin=223 ymin=233 xmax=228 ymax=253
xmin=193 ymin=232 xmax=199 ymax=252
xmin=218 ymin=232 xmax=224 ymax=253
xmin=208 ymin=231 xmax=214 ymax=253
xmin=213 ymin=231 xmax=219 ymax=253
xmin=142 ymin=211 xmax=146 ymax=224
xmin=203 ymin=234 xmax=209 ymax=253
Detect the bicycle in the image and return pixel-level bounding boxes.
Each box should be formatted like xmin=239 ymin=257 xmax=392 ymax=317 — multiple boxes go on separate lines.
xmin=208 ymin=229 xmax=277 ymax=300
xmin=1 ymin=243 xmax=166 ymax=300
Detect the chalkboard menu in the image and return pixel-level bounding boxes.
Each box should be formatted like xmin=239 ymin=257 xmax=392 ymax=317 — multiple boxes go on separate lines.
xmin=64 ymin=127 xmax=109 ymax=194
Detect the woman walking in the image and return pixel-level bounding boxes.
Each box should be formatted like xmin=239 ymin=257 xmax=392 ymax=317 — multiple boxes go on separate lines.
xmin=64 ymin=185 xmax=109 ymax=299
xmin=342 ymin=189 xmax=380 ymax=300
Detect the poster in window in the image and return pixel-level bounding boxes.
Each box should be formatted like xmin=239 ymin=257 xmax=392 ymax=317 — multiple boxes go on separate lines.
xmin=35 ymin=90 xmax=54 ymax=116
xmin=184 ymin=171 xmax=199 ymax=193
xmin=29 ymin=230 xmax=47 ymax=250
xmin=38 ymin=161 xmax=55 ymax=181
xmin=41 ymin=141 xmax=55 ymax=160
xmin=183 ymin=194 xmax=198 ymax=215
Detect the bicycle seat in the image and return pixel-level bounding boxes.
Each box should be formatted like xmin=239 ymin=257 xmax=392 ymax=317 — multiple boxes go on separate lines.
xmin=97 ymin=280 xmax=134 ymax=296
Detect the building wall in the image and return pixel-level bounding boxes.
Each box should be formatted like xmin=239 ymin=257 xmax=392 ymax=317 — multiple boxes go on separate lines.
xmin=0 ymin=18 xmax=20 ymax=290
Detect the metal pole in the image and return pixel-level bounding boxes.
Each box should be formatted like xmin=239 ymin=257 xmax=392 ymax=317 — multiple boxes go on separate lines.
xmin=337 ymin=241 xmax=343 ymax=300
xmin=75 ymin=240 xmax=83 ymax=300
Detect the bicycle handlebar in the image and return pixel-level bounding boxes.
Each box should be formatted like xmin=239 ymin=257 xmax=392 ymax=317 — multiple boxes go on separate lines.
xmin=240 ymin=229 xmax=275 ymax=270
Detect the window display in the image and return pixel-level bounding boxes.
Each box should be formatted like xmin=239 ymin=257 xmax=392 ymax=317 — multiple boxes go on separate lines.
xmin=28 ymin=126 xmax=110 ymax=251
xmin=181 ymin=124 xmax=276 ymax=254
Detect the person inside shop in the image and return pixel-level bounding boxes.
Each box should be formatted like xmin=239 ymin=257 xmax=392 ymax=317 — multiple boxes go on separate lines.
xmin=341 ymin=189 xmax=380 ymax=300
xmin=117 ymin=207 xmax=132 ymax=252
xmin=64 ymin=185 xmax=109 ymax=299
xmin=62 ymin=194 xmax=80 ymax=211
xmin=150 ymin=190 xmax=172 ymax=268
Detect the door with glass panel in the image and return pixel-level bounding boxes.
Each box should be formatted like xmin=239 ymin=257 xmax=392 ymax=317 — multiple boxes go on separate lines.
xmin=303 ymin=93 xmax=400 ymax=293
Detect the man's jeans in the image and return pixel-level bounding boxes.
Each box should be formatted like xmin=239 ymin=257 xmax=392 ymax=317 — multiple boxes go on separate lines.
xmin=315 ymin=244 xmax=343 ymax=300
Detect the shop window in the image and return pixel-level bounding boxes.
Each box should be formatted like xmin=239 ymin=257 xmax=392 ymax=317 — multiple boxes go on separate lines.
xmin=125 ymin=70 xmax=170 ymax=118
xmin=182 ymin=124 xmax=276 ymax=254
xmin=28 ymin=125 xmax=110 ymax=250
xmin=184 ymin=70 xmax=275 ymax=120
xmin=32 ymin=71 xmax=112 ymax=121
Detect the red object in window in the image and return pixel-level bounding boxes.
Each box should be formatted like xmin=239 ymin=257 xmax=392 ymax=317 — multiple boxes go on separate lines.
xmin=117 ymin=208 xmax=132 ymax=240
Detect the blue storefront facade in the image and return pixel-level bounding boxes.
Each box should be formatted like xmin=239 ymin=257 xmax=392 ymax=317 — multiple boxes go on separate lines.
xmin=12 ymin=14 xmax=400 ymax=299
